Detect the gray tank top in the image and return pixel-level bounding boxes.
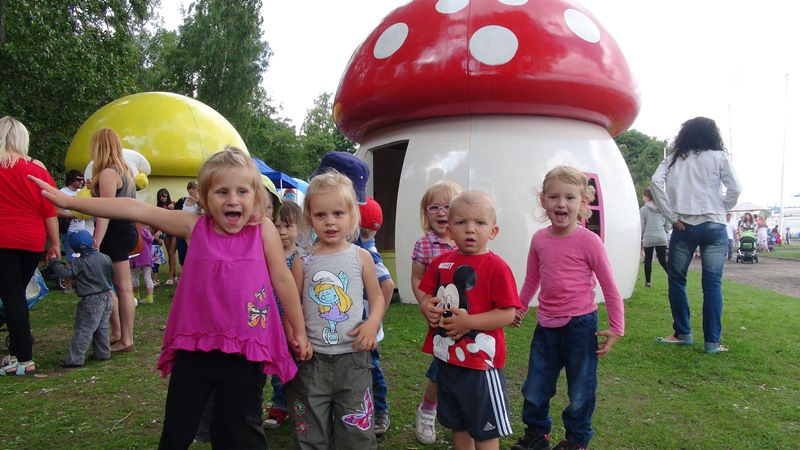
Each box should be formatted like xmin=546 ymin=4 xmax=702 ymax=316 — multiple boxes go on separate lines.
xmin=301 ymin=244 xmax=365 ymax=354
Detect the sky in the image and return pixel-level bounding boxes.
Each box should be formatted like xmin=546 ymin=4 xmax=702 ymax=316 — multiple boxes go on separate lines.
xmin=161 ymin=0 xmax=800 ymax=208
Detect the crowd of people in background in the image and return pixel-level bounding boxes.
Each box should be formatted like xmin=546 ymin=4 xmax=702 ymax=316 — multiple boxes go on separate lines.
xmin=2 ymin=112 xmax=794 ymax=450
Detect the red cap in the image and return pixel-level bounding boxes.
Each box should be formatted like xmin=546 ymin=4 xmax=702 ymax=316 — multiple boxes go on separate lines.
xmin=334 ymin=0 xmax=640 ymax=142
xmin=359 ymin=197 xmax=383 ymax=231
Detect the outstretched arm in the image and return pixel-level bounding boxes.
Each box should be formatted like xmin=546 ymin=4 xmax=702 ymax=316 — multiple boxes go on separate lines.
xmin=29 ymin=175 xmax=198 ymax=240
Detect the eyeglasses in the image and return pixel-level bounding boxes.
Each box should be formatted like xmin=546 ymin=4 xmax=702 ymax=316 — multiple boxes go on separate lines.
xmin=426 ymin=204 xmax=449 ymax=214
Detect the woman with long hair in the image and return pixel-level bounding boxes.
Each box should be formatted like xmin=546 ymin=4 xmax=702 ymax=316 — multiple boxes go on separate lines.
xmin=90 ymin=128 xmax=138 ymax=352
xmin=650 ymin=117 xmax=741 ymax=354
xmin=155 ymin=188 xmax=178 ymax=284
xmin=0 ymin=116 xmax=60 ymax=375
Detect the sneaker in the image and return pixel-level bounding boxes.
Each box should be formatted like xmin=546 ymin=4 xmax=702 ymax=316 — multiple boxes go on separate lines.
xmin=263 ymin=407 xmax=288 ymax=429
xmin=374 ymin=412 xmax=390 ymax=435
xmin=553 ymin=439 xmax=586 ymax=450
xmin=644 ymin=282 xmax=651 ymax=288
xmin=63 ymin=286 xmax=74 ymax=294
xmin=511 ymin=431 xmax=552 ymax=450
xmin=139 ymin=295 xmax=154 ymax=304
xmin=415 ymin=406 xmax=436 ymax=444
xmin=705 ymin=344 xmax=730 ymax=354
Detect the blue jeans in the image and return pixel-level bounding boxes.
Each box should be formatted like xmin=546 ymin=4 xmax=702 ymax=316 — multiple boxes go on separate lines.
xmin=667 ymin=222 xmax=727 ymax=348
xmin=270 ymin=374 xmax=287 ymax=410
xmin=726 ymin=238 xmax=734 ymax=261
xmin=371 ymin=347 xmax=388 ymax=414
xmin=65 ymin=292 xmax=112 ymax=365
xmin=520 ymin=312 xmax=599 ymax=448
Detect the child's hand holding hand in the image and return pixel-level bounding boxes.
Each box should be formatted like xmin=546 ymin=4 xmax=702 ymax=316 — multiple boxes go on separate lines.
xmin=441 ymin=308 xmax=475 ymax=341
xmin=349 ymin=318 xmax=380 ymax=352
xmin=511 ymin=308 xmax=526 ymax=328
xmin=420 ymin=296 xmax=443 ymax=327
xmin=596 ymin=329 xmax=621 ymax=358
xmin=293 ymin=333 xmax=313 ymax=361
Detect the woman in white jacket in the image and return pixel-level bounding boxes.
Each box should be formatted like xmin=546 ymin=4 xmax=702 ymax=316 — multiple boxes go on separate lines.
xmin=649 ymin=117 xmax=741 ymax=354
xmin=640 ymin=187 xmax=670 ymax=288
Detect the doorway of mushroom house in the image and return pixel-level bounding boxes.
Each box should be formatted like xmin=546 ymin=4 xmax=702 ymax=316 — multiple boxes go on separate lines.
xmin=363 ymin=141 xmax=406 ymax=293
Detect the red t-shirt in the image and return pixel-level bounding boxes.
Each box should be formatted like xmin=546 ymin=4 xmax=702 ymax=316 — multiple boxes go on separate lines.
xmin=0 ymin=159 xmax=57 ymax=251
xmin=420 ymin=250 xmax=521 ymax=370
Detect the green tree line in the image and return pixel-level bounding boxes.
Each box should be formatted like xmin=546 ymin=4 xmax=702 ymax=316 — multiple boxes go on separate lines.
xmin=0 ymin=0 xmax=352 ymax=183
xmin=0 ymin=0 xmax=662 ymax=188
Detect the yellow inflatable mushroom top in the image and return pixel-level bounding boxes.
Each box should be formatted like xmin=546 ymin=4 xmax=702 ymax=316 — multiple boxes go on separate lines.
xmin=65 ymin=92 xmax=247 ymax=207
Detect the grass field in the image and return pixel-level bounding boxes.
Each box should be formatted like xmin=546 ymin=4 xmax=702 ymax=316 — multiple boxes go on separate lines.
xmin=1 ymin=264 xmax=798 ymax=449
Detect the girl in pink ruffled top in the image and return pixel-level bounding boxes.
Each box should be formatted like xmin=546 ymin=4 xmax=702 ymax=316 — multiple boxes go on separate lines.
xmin=30 ymin=147 xmax=310 ymax=449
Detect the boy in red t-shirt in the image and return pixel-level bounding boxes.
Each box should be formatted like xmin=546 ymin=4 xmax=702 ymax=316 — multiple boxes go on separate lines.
xmin=419 ymin=190 xmax=521 ymax=449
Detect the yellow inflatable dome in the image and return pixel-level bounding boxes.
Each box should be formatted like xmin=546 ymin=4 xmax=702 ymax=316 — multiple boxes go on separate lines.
xmin=65 ymin=92 xmax=248 ymax=206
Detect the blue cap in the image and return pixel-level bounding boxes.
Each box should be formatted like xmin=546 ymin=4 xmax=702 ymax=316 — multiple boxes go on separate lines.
xmin=69 ymin=230 xmax=96 ymax=255
xmin=310 ymin=152 xmax=369 ymax=204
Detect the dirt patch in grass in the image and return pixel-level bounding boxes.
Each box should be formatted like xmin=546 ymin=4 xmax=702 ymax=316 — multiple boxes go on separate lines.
xmin=689 ymin=254 xmax=799 ymax=298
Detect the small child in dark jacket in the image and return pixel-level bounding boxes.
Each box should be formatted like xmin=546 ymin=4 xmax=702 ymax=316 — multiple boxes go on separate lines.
xmin=48 ymin=230 xmax=114 ymax=367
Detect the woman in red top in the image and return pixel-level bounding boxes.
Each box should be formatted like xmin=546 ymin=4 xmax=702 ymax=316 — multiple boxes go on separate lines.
xmin=0 ymin=116 xmax=60 ymax=375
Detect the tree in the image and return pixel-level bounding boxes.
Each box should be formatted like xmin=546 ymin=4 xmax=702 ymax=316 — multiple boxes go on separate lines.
xmin=0 ymin=0 xmax=157 ymax=178
xmin=297 ymin=92 xmax=355 ymax=177
xmin=157 ymin=0 xmax=270 ymax=130
xmin=615 ymin=129 xmax=668 ymax=204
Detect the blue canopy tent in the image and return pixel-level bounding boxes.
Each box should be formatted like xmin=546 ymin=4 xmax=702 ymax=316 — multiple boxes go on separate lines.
xmin=252 ymin=158 xmax=298 ymax=189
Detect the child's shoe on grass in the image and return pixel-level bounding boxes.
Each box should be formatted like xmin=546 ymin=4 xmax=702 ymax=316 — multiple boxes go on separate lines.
xmin=511 ymin=430 xmax=552 ymax=450
xmin=263 ymin=407 xmax=288 ymax=429
xmin=140 ymin=294 xmax=154 ymax=304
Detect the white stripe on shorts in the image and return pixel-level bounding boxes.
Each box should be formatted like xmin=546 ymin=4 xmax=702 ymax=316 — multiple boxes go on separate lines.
xmin=485 ymin=368 xmax=512 ymax=436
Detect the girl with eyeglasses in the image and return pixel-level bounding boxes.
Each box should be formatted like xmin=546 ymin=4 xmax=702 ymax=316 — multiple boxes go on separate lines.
xmin=409 ymin=179 xmax=463 ymax=445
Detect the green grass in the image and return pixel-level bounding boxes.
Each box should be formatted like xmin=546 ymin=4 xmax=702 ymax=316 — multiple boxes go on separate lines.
xmin=760 ymin=243 xmax=800 ymax=260
xmin=1 ymin=266 xmax=799 ymax=449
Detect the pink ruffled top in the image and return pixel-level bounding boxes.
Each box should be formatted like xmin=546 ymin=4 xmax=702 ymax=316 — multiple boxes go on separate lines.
xmin=157 ymin=215 xmax=297 ymax=381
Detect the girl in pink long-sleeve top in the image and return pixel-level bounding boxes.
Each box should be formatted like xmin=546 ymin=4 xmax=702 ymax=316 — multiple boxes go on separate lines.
xmin=511 ymin=166 xmax=624 ymax=450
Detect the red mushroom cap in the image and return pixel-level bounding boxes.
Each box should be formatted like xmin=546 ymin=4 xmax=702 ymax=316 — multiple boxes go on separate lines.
xmin=334 ymin=0 xmax=640 ymax=142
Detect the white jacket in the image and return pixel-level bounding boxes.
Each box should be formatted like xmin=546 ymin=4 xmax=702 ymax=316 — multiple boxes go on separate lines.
xmin=650 ymin=150 xmax=741 ymax=226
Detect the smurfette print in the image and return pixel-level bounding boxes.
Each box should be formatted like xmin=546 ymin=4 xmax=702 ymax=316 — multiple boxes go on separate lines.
xmin=308 ymin=270 xmax=353 ymax=345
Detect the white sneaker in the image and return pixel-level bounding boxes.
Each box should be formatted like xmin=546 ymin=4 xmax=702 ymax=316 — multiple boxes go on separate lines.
xmin=416 ymin=406 xmax=436 ymax=444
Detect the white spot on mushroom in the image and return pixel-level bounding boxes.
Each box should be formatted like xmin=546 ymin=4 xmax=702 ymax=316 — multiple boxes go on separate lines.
xmin=436 ymin=0 xmax=469 ymax=14
xmin=499 ymin=0 xmax=528 ymax=5
xmin=469 ymin=25 xmax=518 ymax=66
xmin=373 ymin=22 xmax=409 ymax=59
xmin=564 ymin=9 xmax=601 ymax=43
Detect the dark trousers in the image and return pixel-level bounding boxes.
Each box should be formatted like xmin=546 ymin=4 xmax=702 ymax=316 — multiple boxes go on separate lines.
xmin=0 ymin=249 xmax=41 ymax=361
xmin=643 ymin=245 xmax=668 ymax=283
xmin=158 ymin=350 xmax=264 ymax=450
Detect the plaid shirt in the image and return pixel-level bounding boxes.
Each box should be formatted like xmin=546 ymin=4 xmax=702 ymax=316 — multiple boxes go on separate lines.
xmin=412 ymin=231 xmax=454 ymax=267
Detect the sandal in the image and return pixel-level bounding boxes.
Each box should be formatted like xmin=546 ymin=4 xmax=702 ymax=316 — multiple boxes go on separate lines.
xmin=706 ymin=344 xmax=730 ymax=354
xmin=0 ymin=355 xmax=12 ymax=367
xmin=656 ymin=336 xmax=693 ymax=345
xmin=165 ymin=279 xmax=174 ymax=285
xmin=1 ymin=359 xmax=36 ymax=376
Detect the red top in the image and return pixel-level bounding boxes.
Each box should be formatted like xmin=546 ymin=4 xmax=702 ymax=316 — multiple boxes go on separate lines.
xmin=0 ymin=159 xmax=57 ymax=252
xmin=420 ymin=250 xmax=520 ymax=370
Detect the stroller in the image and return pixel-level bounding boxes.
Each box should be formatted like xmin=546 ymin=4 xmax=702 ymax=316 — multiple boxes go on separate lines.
xmin=737 ymin=230 xmax=758 ymax=263
xmin=0 ymin=268 xmax=49 ymax=349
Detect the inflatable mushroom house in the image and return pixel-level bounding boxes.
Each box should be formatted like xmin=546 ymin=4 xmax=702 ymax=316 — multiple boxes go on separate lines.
xmin=65 ymin=92 xmax=248 ymax=205
xmin=334 ymin=0 xmax=641 ymax=305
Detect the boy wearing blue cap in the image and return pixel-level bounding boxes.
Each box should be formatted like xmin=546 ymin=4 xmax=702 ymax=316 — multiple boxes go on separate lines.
xmin=48 ymin=230 xmax=114 ymax=367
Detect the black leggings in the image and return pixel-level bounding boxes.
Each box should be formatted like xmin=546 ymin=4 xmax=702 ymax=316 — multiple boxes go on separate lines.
xmin=158 ymin=350 xmax=263 ymax=450
xmin=0 ymin=249 xmax=41 ymax=361
xmin=643 ymin=245 xmax=668 ymax=283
